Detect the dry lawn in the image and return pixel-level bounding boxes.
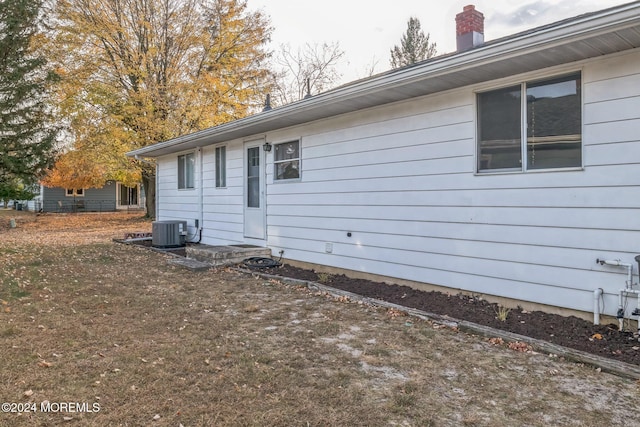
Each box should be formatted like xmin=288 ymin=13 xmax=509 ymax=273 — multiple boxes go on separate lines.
xmin=1 ymin=211 xmax=639 ymax=426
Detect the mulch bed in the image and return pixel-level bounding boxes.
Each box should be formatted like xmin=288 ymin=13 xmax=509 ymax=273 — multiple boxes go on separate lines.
xmin=120 ymin=238 xmax=187 ymax=257
xmin=266 ymin=264 xmax=640 ymax=366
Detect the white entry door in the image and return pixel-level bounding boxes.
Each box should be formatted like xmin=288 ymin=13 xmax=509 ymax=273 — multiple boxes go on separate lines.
xmin=244 ymin=140 xmax=266 ymax=240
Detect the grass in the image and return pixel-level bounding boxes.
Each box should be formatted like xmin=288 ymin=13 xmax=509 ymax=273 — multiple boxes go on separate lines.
xmin=0 ymin=211 xmax=639 ymax=426
xmin=317 ymin=272 xmax=333 ymax=283
xmin=494 ymin=305 xmax=511 ymax=322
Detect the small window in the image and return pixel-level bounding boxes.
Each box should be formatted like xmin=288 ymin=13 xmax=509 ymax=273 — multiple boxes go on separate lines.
xmin=178 ymin=153 xmax=195 ymax=189
xmin=215 ymin=146 xmax=226 ymax=188
xmin=274 ymin=140 xmax=300 ymax=180
xmin=65 ymin=188 xmax=84 ymax=197
xmin=477 ymin=73 xmax=581 ymax=172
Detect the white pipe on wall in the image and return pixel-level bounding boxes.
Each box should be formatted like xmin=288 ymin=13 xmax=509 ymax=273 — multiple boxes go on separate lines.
xmin=597 ymin=258 xmax=636 ymax=330
xmin=593 ymin=288 xmax=603 ymax=325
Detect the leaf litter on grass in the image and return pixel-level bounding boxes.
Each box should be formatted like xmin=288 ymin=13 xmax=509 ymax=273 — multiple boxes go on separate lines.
xmin=0 ymin=211 xmax=639 ymax=426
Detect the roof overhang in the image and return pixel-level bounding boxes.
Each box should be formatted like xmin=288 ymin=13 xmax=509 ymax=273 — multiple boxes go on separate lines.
xmin=129 ymin=2 xmax=640 ymax=158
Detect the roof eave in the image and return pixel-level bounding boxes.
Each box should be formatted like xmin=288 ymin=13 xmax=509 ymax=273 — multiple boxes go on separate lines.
xmin=128 ymin=2 xmax=640 ymax=158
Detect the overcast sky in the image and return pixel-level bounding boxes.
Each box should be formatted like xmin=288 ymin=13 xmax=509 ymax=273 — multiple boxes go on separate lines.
xmin=247 ymin=0 xmax=632 ymax=83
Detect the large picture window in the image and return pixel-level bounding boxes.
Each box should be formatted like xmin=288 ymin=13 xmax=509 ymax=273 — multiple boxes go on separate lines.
xmin=274 ymin=140 xmax=300 ymax=180
xmin=478 ymin=73 xmax=581 ymax=172
xmin=178 ymin=152 xmax=195 ymax=189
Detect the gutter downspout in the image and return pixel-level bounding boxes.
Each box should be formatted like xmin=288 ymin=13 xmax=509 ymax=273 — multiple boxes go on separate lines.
xmin=198 ymin=147 xmax=203 ymax=242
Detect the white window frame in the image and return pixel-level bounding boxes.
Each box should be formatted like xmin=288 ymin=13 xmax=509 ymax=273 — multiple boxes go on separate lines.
xmin=65 ymin=188 xmax=84 ymax=197
xmin=273 ymin=140 xmax=301 ymax=181
xmin=476 ymin=71 xmax=583 ymax=174
xmin=177 ymin=152 xmax=195 ymax=189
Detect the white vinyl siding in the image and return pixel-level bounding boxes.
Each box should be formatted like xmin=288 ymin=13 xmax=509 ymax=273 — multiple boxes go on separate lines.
xmin=156 ymin=50 xmax=640 ymax=318
xmin=157 ymin=151 xmax=200 ymax=228
xmin=201 ymin=143 xmax=245 ymax=244
xmin=264 ymin=54 xmax=640 ymax=317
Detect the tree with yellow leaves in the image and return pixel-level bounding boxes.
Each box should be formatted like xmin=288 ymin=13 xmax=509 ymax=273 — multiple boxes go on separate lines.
xmin=48 ymin=0 xmax=272 ymax=217
xmin=41 ymin=149 xmax=108 ymax=190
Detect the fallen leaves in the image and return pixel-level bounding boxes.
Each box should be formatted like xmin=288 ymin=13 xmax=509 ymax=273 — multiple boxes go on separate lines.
xmin=508 ymin=341 xmax=533 ymax=353
xmin=386 ymin=308 xmax=407 ymax=318
xmin=37 ymin=360 xmax=53 ymax=368
xmin=487 ymin=337 xmax=534 ymax=353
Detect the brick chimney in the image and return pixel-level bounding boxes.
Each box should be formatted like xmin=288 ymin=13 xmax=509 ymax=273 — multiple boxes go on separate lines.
xmin=456 ymin=5 xmax=484 ymax=51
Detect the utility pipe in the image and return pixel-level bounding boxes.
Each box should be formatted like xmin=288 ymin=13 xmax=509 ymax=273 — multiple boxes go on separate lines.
xmin=593 ymin=288 xmax=603 ymax=325
xmin=597 ymin=258 xmax=640 ymax=334
xmin=597 ymin=259 xmax=633 ymax=287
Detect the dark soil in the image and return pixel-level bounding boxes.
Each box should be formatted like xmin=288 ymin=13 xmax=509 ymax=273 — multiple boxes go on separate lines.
xmin=266 ymin=264 xmax=640 ymax=366
xmin=121 ymin=238 xmax=187 ymax=257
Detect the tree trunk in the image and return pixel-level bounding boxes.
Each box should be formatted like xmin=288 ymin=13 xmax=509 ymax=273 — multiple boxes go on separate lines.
xmin=142 ymin=173 xmax=156 ymax=219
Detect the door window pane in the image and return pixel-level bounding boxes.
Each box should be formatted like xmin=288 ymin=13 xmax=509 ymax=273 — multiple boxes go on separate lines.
xmin=247 ymin=147 xmax=260 ymax=208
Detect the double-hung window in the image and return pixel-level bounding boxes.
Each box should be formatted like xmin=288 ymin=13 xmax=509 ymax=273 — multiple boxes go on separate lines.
xmin=274 ymin=140 xmax=300 ymax=181
xmin=477 ymin=72 xmax=582 ymax=172
xmin=65 ymin=188 xmax=84 ymax=197
xmin=178 ymin=152 xmax=195 ymax=189
xmin=215 ymin=146 xmax=226 ymax=188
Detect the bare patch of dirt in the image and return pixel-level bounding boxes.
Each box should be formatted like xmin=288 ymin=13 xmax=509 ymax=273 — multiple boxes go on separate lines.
xmin=1 ymin=212 xmax=639 ymax=426
xmin=269 ymin=264 xmax=640 ymax=366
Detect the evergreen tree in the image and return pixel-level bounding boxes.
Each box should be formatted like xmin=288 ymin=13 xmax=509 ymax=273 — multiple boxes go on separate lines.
xmin=390 ymin=17 xmax=437 ymax=68
xmin=0 ymin=0 xmax=59 ymax=187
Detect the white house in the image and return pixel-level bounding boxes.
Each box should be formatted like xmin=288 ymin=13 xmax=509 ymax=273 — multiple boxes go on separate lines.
xmin=129 ymin=3 xmax=640 ymax=324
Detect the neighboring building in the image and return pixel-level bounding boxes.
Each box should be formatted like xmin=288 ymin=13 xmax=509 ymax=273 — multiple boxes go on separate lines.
xmin=128 ymin=3 xmax=640 ymax=322
xmin=26 ymin=181 xmax=144 ymax=212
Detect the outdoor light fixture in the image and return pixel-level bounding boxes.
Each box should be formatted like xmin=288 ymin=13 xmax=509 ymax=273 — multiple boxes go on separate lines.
xmin=263 ymin=142 xmax=272 ymax=152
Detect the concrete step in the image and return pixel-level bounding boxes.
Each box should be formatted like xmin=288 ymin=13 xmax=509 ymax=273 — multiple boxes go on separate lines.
xmin=167 ymin=257 xmax=211 ymax=272
xmin=186 ymin=244 xmax=272 ymax=267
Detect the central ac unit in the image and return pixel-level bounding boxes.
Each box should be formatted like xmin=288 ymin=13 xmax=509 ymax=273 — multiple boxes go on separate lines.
xmin=152 ymin=220 xmax=187 ymax=248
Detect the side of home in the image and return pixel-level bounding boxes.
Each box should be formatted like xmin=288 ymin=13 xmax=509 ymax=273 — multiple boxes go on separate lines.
xmin=131 ymin=3 xmax=640 ymax=322
xmin=26 ymin=181 xmax=144 ymax=212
